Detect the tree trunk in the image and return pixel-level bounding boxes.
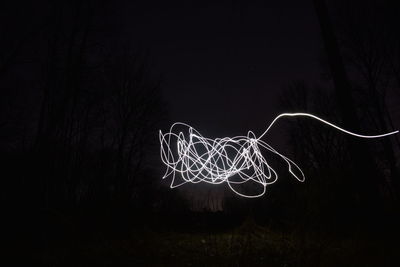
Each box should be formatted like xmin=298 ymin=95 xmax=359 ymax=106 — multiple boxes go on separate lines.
xmin=312 ymin=0 xmax=382 ymax=210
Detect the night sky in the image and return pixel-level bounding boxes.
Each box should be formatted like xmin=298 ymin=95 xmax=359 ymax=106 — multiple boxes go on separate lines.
xmin=125 ymin=0 xmax=322 ymax=137
xmin=1 ymin=0 xmax=324 ymax=139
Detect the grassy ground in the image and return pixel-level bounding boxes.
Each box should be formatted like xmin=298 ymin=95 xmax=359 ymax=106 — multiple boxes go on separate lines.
xmin=15 ymin=212 xmax=399 ymax=267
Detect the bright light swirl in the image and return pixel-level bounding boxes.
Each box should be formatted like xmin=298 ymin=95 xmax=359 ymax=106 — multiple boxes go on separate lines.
xmin=159 ymin=113 xmax=399 ymax=198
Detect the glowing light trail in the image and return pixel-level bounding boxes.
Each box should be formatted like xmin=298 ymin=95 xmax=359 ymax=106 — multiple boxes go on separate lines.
xmin=159 ymin=113 xmax=398 ymax=198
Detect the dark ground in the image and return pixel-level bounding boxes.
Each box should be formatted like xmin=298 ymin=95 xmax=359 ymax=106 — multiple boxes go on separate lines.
xmin=4 ymin=202 xmax=400 ymax=267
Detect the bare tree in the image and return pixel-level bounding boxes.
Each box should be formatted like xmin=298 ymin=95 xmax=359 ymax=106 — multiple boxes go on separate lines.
xmin=313 ymin=0 xmax=385 ymax=209
xmin=329 ymin=0 xmax=400 ymax=197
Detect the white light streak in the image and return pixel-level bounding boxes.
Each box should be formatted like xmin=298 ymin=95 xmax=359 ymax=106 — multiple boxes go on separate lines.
xmin=159 ymin=113 xmax=399 ymax=198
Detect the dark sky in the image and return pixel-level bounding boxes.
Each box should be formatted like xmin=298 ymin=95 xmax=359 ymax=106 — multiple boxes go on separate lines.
xmin=123 ymin=0 xmax=322 ymax=140
xmin=1 ymin=0 xmax=322 ymax=141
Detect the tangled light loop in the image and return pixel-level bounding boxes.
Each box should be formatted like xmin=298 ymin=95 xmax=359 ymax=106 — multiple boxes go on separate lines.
xmin=159 ymin=113 xmax=398 ymax=198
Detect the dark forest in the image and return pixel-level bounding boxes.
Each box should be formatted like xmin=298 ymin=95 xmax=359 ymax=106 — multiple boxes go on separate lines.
xmin=1 ymin=0 xmax=400 ymax=266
